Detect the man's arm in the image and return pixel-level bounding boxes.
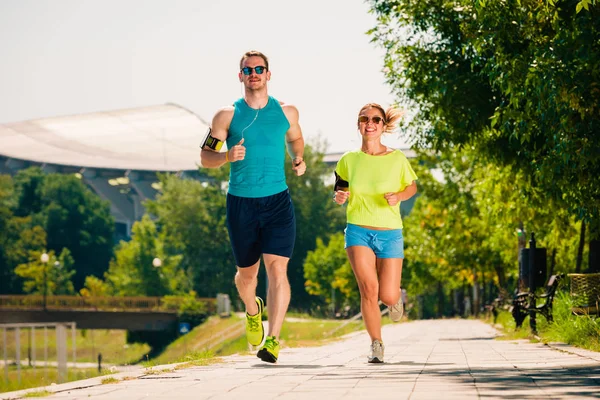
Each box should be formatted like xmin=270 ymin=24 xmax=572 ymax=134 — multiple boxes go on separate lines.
xmin=200 ymin=107 xmax=234 ymax=168
xmin=282 ymin=104 xmax=306 ymax=176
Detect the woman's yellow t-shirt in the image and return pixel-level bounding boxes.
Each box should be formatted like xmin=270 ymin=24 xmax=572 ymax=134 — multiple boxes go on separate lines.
xmin=335 ymin=149 xmax=417 ymax=229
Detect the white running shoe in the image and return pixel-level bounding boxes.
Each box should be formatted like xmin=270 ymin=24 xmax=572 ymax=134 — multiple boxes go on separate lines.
xmin=388 ymin=295 xmax=404 ymax=322
xmin=368 ymin=339 xmax=384 ymax=363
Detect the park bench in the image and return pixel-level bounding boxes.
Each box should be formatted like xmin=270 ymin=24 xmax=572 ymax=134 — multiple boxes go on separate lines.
xmin=568 ymin=273 xmax=600 ymax=317
xmin=486 ymin=288 xmax=511 ymax=324
xmin=512 ymin=274 xmax=564 ymax=328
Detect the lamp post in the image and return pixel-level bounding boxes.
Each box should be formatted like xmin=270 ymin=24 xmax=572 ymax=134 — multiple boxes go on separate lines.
xmin=40 ymin=253 xmax=49 ymax=311
xmin=152 ymin=258 xmax=163 ymax=297
xmin=54 ymin=261 xmax=61 ymax=294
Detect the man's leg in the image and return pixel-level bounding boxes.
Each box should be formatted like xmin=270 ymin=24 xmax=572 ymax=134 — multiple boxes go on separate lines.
xmin=235 ymin=260 xmax=265 ymax=347
xmin=262 ymin=254 xmax=291 ymax=338
xmin=234 ymin=260 xmax=261 ymax=315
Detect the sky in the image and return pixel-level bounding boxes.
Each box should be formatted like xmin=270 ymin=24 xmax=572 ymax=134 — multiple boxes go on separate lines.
xmin=0 ymin=0 xmax=410 ymax=153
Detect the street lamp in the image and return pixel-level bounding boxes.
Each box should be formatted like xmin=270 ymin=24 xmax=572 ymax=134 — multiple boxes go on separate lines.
xmin=152 ymin=258 xmax=162 ymax=268
xmin=40 ymin=253 xmax=49 ymax=310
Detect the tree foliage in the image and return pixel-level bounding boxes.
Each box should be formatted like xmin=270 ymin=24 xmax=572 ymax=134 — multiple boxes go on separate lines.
xmin=401 ymin=151 xmax=586 ymax=316
xmin=145 ymin=172 xmax=233 ymax=297
xmin=284 ymin=141 xmax=347 ymax=308
xmin=303 ymin=233 xmax=360 ymax=315
xmin=10 ymin=168 xmax=115 ymax=289
xmin=14 ymin=248 xmax=76 ymax=295
xmin=105 ymin=215 xmax=187 ymax=296
xmin=368 ymin=0 xmax=600 ymax=221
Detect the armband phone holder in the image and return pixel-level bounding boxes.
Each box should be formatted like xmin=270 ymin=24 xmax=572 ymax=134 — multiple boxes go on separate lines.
xmin=334 ymin=171 xmax=349 ymax=192
xmin=201 ymin=127 xmax=224 ymax=151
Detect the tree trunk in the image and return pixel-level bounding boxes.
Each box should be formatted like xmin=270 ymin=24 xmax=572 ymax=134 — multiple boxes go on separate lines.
xmin=576 ymin=220 xmax=586 ymax=273
xmin=589 ymin=218 xmax=600 ymax=273
xmin=437 ymin=281 xmax=444 ymax=318
xmin=494 ymin=264 xmax=506 ymax=289
xmin=472 ymin=270 xmax=479 ymax=317
xmin=548 ymin=248 xmax=556 ymax=278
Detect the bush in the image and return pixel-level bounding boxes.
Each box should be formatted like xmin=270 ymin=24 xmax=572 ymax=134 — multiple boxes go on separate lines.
xmin=162 ymin=291 xmax=209 ymax=328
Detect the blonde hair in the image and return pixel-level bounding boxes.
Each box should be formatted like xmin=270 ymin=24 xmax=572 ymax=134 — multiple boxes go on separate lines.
xmin=358 ymin=103 xmax=404 ymax=134
xmin=239 ymin=50 xmax=269 ymax=70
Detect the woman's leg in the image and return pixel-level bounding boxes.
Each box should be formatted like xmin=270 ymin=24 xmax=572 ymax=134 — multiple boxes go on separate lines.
xmin=347 ymin=246 xmax=381 ymax=341
xmin=377 ymin=258 xmax=404 ymax=306
xmin=376 ymin=258 xmax=403 ymax=307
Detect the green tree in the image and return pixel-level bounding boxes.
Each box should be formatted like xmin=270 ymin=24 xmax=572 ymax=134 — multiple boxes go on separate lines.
xmin=3 ymin=218 xmax=47 ymax=294
xmin=303 ymin=233 xmax=359 ymax=315
xmin=13 ymin=167 xmax=45 ymax=218
xmin=0 ymin=174 xmax=18 ymax=293
xmin=145 ymin=173 xmax=233 ymax=297
xmin=284 ymin=141 xmax=347 ymax=308
xmin=105 ymin=215 xmax=186 ymax=296
xmin=79 ymin=275 xmax=112 ymax=297
xmin=401 ymin=150 xmax=586 ymax=316
xmin=14 ymin=248 xmax=76 ymax=295
xmin=11 ymin=168 xmax=115 ymax=289
xmin=42 ymin=173 xmax=115 ymax=288
xmin=368 ymin=0 xmax=600 ymax=270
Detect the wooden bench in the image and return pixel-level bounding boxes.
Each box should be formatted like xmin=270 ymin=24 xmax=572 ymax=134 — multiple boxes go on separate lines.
xmin=485 ymin=288 xmax=510 ymax=324
xmin=568 ymin=273 xmax=600 ymax=317
xmin=512 ymin=274 xmax=564 ymax=328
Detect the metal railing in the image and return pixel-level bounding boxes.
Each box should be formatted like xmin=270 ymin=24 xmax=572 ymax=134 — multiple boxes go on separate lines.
xmin=0 ymin=295 xmax=216 ymax=313
xmin=2 ymin=322 xmax=76 ymax=385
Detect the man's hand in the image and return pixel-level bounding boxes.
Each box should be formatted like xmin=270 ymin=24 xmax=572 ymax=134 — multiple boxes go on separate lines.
xmin=228 ymin=138 xmax=246 ymax=162
xmin=334 ymin=190 xmax=350 ymax=205
xmin=292 ymin=157 xmax=306 ymax=176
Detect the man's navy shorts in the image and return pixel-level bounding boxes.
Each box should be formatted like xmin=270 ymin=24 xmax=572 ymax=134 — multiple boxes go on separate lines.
xmin=226 ymin=189 xmax=296 ymax=268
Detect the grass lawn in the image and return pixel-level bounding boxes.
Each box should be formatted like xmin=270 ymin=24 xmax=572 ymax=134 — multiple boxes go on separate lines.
xmin=0 ymin=366 xmax=111 ymax=393
xmin=152 ymin=313 xmax=368 ymax=366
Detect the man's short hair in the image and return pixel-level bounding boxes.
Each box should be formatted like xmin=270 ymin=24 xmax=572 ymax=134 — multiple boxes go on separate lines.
xmin=240 ymin=50 xmax=269 ymax=70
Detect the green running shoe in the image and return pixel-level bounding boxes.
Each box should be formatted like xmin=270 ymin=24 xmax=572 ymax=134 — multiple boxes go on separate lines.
xmin=245 ymin=297 xmax=264 ymax=346
xmin=257 ymin=335 xmax=279 ymax=363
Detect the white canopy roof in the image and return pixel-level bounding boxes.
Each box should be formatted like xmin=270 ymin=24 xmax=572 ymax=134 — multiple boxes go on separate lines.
xmin=0 ymin=104 xmax=208 ymax=172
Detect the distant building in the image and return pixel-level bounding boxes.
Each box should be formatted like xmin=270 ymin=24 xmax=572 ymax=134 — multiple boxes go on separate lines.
xmin=0 ymin=104 xmax=418 ymax=239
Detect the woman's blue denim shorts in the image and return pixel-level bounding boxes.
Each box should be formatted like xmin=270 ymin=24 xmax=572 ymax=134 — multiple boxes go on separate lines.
xmin=344 ymin=223 xmax=404 ymax=259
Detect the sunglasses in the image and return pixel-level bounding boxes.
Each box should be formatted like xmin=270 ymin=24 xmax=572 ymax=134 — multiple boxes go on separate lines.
xmin=358 ymin=115 xmax=384 ymax=124
xmin=241 ymin=66 xmax=267 ymax=75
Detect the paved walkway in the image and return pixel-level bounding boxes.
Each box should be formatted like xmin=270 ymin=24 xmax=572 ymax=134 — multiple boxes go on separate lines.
xmin=2 ymin=319 xmax=599 ymax=399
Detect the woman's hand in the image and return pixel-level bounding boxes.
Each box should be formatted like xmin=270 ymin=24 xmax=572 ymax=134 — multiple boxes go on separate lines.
xmin=334 ymin=190 xmax=350 ymax=205
xmin=384 ymin=192 xmax=402 ymax=206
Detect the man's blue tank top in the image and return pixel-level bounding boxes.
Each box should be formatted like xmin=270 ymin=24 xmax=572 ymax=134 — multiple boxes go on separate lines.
xmin=226 ymin=96 xmax=290 ymax=198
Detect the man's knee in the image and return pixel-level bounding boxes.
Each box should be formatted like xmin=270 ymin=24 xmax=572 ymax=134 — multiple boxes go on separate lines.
xmin=235 ymin=263 xmax=259 ymax=286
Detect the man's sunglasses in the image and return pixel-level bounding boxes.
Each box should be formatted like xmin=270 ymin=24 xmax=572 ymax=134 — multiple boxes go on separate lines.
xmin=358 ymin=116 xmax=384 ymax=124
xmin=241 ymin=66 xmax=267 ymax=75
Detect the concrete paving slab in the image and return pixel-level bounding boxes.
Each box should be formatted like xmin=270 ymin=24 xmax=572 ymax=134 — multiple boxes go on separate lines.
xmin=2 ymin=319 xmax=599 ymax=399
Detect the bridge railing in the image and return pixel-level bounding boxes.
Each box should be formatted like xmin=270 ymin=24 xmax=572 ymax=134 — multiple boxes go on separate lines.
xmin=0 ymin=295 xmax=216 ymax=313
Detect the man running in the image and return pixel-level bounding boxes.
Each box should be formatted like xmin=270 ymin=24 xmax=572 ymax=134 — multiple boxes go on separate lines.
xmin=200 ymin=50 xmax=306 ymax=363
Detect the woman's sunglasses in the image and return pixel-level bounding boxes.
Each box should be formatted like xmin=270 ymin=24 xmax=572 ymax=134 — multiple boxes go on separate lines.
xmin=241 ymin=66 xmax=267 ymax=75
xmin=358 ymin=116 xmax=384 ymax=124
